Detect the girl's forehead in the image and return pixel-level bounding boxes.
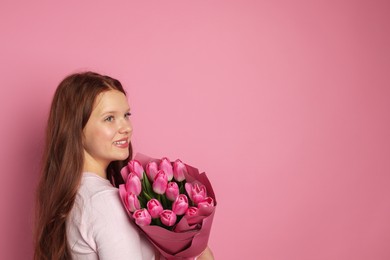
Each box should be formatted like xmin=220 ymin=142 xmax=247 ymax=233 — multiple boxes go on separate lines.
xmin=92 ymin=90 xmax=130 ymax=114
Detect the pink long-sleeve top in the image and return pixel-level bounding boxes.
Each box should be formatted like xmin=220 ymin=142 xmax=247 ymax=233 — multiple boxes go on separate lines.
xmin=66 ymin=172 xmax=155 ymax=260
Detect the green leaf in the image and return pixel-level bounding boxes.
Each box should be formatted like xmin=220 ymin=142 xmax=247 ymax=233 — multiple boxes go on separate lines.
xmin=142 ymin=173 xmax=154 ymax=197
xmin=179 ymin=180 xmax=186 ymax=195
xmin=138 ymin=195 xmax=146 ymax=208
xmin=143 ymin=190 xmax=153 ymax=201
xmin=161 ymin=194 xmax=169 ymax=209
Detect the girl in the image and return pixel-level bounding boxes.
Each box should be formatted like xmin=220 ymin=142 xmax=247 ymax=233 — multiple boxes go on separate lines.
xmin=34 ymin=72 xmax=213 ymax=260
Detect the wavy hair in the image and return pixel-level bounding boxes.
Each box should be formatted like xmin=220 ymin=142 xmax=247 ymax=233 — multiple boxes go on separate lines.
xmin=34 ymin=72 xmax=132 ymax=260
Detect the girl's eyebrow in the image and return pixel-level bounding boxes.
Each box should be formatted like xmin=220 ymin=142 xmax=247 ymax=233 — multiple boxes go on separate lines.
xmin=100 ymin=108 xmax=131 ymax=116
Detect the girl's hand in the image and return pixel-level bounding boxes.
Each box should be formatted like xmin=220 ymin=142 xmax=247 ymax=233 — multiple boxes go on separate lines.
xmin=197 ymin=247 xmax=214 ymax=260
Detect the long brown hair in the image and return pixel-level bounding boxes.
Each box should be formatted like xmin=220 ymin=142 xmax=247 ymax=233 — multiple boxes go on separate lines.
xmin=34 ymin=72 xmax=132 ymax=260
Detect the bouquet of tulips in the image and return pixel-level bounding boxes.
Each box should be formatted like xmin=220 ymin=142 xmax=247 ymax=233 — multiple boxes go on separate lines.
xmin=119 ymin=153 xmax=216 ymax=260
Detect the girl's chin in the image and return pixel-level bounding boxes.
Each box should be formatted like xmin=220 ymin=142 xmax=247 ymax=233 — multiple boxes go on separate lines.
xmin=115 ymin=152 xmax=130 ymax=161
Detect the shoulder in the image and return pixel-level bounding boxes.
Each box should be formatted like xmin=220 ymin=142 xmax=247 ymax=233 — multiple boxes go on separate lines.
xmin=78 ymin=172 xmax=117 ymax=196
xmin=77 ymin=172 xmax=131 ymax=225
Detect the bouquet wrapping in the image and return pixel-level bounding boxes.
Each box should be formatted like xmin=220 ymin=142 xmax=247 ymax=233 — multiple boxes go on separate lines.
xmin=118 ymin=153 xmax=216 ymax=260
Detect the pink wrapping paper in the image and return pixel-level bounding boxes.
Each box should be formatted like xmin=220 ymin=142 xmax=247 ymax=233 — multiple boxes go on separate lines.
xmin=119 ymin=153 xmax=217 ymax=260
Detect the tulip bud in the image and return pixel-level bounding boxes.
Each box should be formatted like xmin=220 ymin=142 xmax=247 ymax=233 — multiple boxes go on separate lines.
xmin=120 ymin=166 xmax=130 ymax=183
xmin=172 ymin=194 xmax=189 ymax=215
xmin=126 ymin=172 xmax=142 ymax=196
xmin=185 ymin=207 xmax=199 ymax=218
xmin=197 ymin=197 xmax=214 ymax=216
xmin=160 ymin=210 xmax=177 ymax=226
xmin=146 ymin=161 xmax=158 ymax=181
xmin=173 ymin=159 xmax=187 ymax=182
xmin=147 ymin=199 xmax=164 ymax=219
xmin=165 ymin=182 xmax=179 ymax=201
xmin=128 ymin=160 xmax=144 ymax=179
xmin=152 ymin=170 xmax=168 ymax=194
xmin=184 ymin=207 xmax=200 ymax=225
xmin=185 ymin=182 xmax=207 ymax=205
xmin=126 ymin=193 xmax=140 ymax=212
xmin=174 ymin=206 xmax=201 ymax=232
xmin=133 ymin=209 xmax=152 ymax=226
xmin=159 ymin=157 xmax=173 ymax=181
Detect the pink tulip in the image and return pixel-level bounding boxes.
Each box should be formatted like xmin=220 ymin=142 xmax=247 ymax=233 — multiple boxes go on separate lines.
xmin=126 ymin=193 xmax=140 ymax=212
xmin=174 ymin=207 xmax=201 ymax=231
xmin=145 ymin=161 xmax=158 ymax=181
xmin=185 ymin=207 xmax=199 ymax=217
xmin=185 ymin=182 xmax=207 ymax=205
xmin=152 ymin=170 xmax=168 ymax=194
xmin=173 ymin=159 xmax=187 ymax=182
xmin=160 ymin=210 xmax=177 ymax=226
xmin=128 ymin=160 xmax=144 ymax=179
xmin=159 ymin=157 xmax=173 ymax=181
xmin=197 ymin=197 xmax=214 ymax=216
xmin=147 ymin=199 xmax=164 ymax=219
xmin=172 ymin=194 xmax=189 ymax=215
xmin=184 ymin=207 xmax=201 ymax=225
xmin=133 ymin=209 xmax=152 ymax=226
xmin=120 ymin=166 xmax=130 ymax=183
xmin=165 ymin=182 xmax=179 ymax=201
xmin=126 ymin=172 xmax=141 ymax=196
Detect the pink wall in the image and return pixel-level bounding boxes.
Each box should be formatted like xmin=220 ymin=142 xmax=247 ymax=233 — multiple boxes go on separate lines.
xmin=1 ymin=1 xmax=389 ymax=259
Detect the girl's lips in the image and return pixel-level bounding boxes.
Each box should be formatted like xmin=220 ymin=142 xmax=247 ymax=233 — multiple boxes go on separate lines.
xmin=113 ymin=138 xmax=129 ymax=148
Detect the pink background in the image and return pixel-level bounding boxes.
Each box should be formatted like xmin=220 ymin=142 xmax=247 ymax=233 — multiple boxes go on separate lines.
xmin=1 ymin=1 xmax=389 ymax=259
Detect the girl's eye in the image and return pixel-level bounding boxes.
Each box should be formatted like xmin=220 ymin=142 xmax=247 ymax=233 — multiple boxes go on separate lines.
xmin=105 ymin=116 xmax=114 ymax=122
xmin=125 ymin=112 xmax=132 ymax=118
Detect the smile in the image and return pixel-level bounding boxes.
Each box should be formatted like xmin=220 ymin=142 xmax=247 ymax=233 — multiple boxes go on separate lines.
xmin=114 ymin=140 xmax=127 ymax=145
xmin=113 ymin=138 xmax=129 ymax=148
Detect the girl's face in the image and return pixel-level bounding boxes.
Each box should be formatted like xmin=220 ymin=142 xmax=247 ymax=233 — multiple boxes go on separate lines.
xmin=82 ymin=90 xmax=132 ymax=172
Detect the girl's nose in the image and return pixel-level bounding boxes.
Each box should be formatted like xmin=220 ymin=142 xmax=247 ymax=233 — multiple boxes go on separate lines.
xmin=119 ymin=121 xmax=133 ymax=135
